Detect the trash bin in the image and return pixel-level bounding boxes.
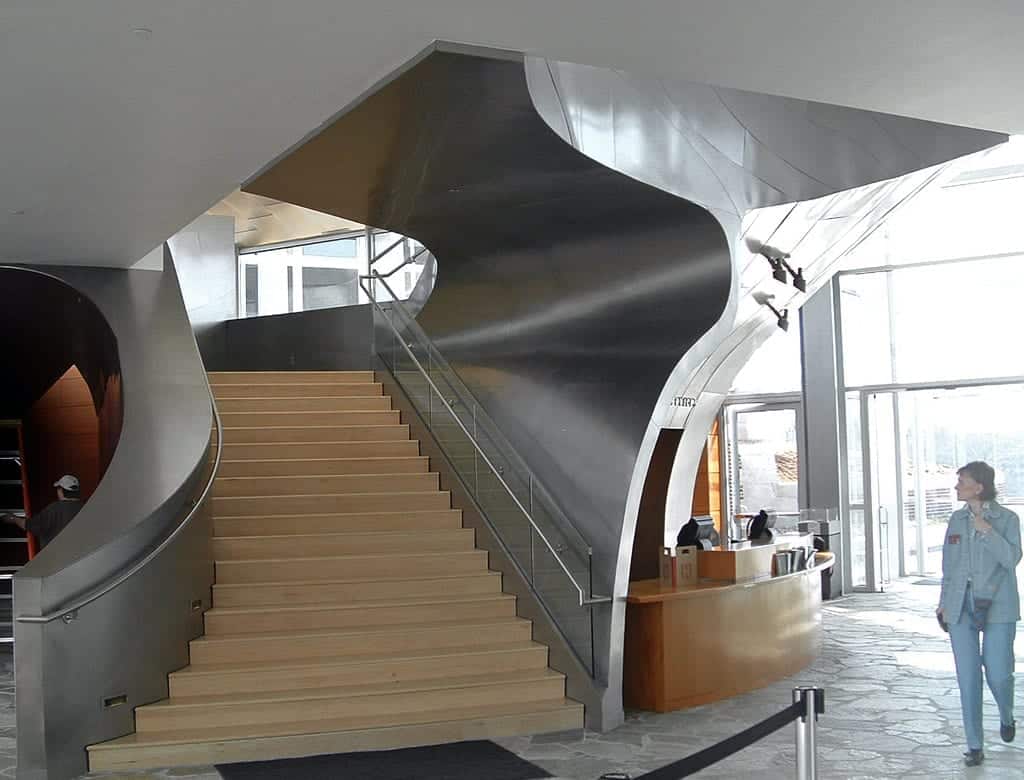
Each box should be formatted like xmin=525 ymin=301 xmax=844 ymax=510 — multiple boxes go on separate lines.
xmin=798 ymin=515 xmax=843 ymax=600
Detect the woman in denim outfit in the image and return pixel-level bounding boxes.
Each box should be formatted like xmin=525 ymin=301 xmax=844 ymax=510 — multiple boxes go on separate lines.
xmin=937 ymin=461 xmax=1021 ymax=767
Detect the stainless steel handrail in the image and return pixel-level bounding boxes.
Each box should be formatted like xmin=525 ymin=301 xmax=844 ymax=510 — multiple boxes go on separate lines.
xmin=361 ymin=272 xmax=609 ymax=607
xmin=368 ymin=235 xmax=407 ymax=266
xmin=16 ymin=384 xmax=223 ymax=625
xmin=373 ymin=247 xmax=428 ymax=280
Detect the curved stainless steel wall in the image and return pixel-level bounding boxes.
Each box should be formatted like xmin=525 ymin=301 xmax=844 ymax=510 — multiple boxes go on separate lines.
xmin=13 ymin=251 xmax=215 ymax=779
xmin=525 ymin=57 xmax=1004 ymax=571
xmin=244 ymin=44 xmax=1004 ymax=728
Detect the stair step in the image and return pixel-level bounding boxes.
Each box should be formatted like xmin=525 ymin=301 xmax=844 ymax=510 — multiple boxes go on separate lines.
xmin=212 ymin=490 xmax=451 ymax=517
xmin=215 ymin=549 xmax=487 ymax=584
xmin=218 ymin=396 xmax=393 ymax=413
xmin=213 ymin=383 xmax=384 ymax=399
xmin=209 ymin=371 xmax=376 ymax=385
xmin=212 ymin=472 xmax=439 ymax=498
xmin=188 ymin=617 xmax=533 ymax=665
xmin=212 ymin=571 xmax=500 ymax=608
xmin=222 ymin=425 xmax=411 ymax=444
xmin=219 ymin=440 xmax=420 ymax=460
xmin=212 ymin=528 xmax=476 ymax=560
xmin=170 ymin=642 xmax=549 ymax=697
xmin=213 ymin=509 xmax=463 ymax=538
xmin=217 ymin=456 xmax=429 ymax=478
xmin=203 ymin=593 xmax=515 ymax=635
xmin=220 ymin=410 xmax=400 ymax=428
xmin=87 ymin=698 xmax=584 ymax=771
xmin=136 ymin=669 xmax=565 ymax=732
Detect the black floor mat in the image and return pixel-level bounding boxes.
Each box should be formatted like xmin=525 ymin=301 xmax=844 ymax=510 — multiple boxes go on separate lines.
xmin=216 ymin=740 xmax=553 ymax=780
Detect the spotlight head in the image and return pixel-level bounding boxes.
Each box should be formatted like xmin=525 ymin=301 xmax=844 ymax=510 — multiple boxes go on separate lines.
xmin=744 ymin=236 xmax=765 ymax=255
xmin=792 ymin=268 xmax=807 ymax=293
xmin=777 ymin=309 xmax=790 ymax=332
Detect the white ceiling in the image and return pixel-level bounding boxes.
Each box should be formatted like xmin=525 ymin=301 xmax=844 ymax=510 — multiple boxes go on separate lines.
xmin=2 ymin=1 xmax=1023 ymax=268
xmin=207 ymin=190 xmax=362 ymax=249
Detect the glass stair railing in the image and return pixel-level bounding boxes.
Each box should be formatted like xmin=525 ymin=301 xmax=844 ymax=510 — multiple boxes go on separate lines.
xmin=360 ymin=272 xmax=610 ymax=675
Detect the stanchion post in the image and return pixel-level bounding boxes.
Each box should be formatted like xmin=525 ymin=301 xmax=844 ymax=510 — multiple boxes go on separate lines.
xmin=793 ymin=687 xmax=823 ymax=780
xmin=794 ymin=687 xmax=819 ymax=777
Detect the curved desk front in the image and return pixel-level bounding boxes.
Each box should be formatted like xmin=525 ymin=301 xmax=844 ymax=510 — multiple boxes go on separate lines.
xmin=623 ymin=553 xmax=835 ymax=712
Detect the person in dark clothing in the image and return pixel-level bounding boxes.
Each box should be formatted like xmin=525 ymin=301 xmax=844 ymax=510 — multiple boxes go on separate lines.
xmin=1 ymin=474 xmax=83 ymax=550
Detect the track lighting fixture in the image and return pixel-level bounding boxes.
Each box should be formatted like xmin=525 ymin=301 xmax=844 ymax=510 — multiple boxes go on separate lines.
xmin=745 ymin=236 xmax=805 ymax=292
xmin=752 ymin=291 xmax=790 ymax=332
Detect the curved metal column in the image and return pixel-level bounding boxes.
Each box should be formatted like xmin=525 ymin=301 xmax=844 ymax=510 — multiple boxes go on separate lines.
xmin=13 ymin=250 xmax=216 ymax=779
xmin=244 ymin=44 xmax=1004 ymax=728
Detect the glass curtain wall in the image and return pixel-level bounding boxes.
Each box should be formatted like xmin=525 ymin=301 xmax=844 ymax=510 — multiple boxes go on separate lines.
xmin=835 ymin=141 xmax=1024 ymax=589
xmin=237 ymin=230 xmax=426 ymax=318
xmin=839 ymin=257 xmax=1024 ymax=584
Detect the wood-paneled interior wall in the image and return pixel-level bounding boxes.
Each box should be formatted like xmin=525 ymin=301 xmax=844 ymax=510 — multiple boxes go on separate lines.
xmin=23 ymin=366 xmax=100 ymax=512
xmin=629 ymin=429 xmax=683 ymax=582
xmin=691 ymin=419 xmax=723 ymax=533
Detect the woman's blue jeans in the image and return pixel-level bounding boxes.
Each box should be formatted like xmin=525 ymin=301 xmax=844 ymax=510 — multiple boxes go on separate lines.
xmin=949 ymin=610 xmax=1017 ymax=750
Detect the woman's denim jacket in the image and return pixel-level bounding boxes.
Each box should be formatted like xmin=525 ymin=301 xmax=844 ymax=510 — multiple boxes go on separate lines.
xmin=940 ymin=501 xmax=1022 ymax=625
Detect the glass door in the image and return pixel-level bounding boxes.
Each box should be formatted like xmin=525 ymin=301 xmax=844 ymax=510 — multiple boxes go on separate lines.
xmin=867 ymin=392 xmax=901 ymax=588
xmin=726 ymin=402 xmax=802 ymax=521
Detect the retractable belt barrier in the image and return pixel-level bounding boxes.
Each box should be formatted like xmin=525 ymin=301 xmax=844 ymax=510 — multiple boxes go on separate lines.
xmin=600 ymin=687 xmax=825 ymax=780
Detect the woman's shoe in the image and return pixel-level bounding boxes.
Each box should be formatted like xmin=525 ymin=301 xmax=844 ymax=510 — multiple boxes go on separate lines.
xmin=1001 ymin=720 xmax=1015 ymax=743
xmin=963 ymin=749 xmax=984 ymax=767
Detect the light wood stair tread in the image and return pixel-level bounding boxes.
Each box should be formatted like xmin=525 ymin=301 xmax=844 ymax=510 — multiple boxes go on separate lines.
xmin=192 ymin=617 xmax=530 ymax=644
xmin=213 ymin=528 xmax=465 ymax=544
xmin=215 ymin=471 xmax=438 ymax=480
xmin=178 ymin=641 xmax=545 ymax=677
xmin=205 ymin=593 xmax=513 ymax=618
xmin=222 ymin=410 xmax=396 ymax=417
xmin=208 ymin=371 xmax=374 ymax=378
xmin=213 ymin=489 xmax=447 ymax=502
xmin=144 ymin=668 xmax=563 ymax=710
xmin=220 ymin=439 xmax=417 ymax=446
xmin=89 ymin=698 xmax=583 ymax=752
xmin=218 ymin=396 xmax=387 ymax=401
xmin=221 ymin=425 xmax=407 ymax=431
xmin=214 ymin=509 xmax=457 ymax=521
xmin=218 ymin=456 xmax=426 ymax=466
xmin=213 ymin=549 xmax=478 ymax=565
xmin=212 ymin=571 xmax=497 ymax=593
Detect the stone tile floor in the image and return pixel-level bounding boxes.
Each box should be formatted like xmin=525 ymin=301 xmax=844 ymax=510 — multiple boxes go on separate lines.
xmin=1 ymin=580 xmax=1021 ymax=779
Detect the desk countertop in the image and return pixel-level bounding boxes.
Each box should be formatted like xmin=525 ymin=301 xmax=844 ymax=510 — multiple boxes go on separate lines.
xmin=626 ymin=552 xmax=835 ymax=604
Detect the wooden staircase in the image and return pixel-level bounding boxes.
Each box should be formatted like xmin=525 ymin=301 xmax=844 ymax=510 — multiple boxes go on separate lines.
xmin=87 ymin=371 xmax=583 ymax=772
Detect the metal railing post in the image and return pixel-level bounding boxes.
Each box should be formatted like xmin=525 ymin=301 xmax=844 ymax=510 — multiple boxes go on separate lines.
xmin=473 ymin=404 xmax=479 ymax=498
xmin=793 ymin=687 xmax=820 ymax=780
xmin=529 ymin=474 xmax=536 ymax=582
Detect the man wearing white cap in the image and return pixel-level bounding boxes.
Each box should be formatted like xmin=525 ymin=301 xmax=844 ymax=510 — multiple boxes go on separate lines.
xmin=1 ymin=474 xmax=83 ymax=550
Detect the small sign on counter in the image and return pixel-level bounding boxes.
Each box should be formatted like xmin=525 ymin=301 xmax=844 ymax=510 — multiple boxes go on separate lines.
xmin=675 ymin=545 xmax=698 ymax=586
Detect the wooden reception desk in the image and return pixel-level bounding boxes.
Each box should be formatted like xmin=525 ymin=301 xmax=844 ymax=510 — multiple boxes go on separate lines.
xmin=623 ymin=552 xmax=835 ymax=712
